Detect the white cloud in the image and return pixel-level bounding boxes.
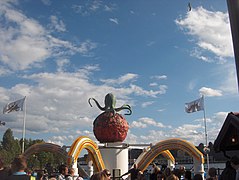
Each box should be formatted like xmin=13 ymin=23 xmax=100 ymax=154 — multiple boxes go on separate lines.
xmin=109 ymin=18 xmax=119 ymax=24
xmin=72 ymin=4 xmax=96 ymax=16
xmin=176 ymin=6 xmax=234 ymax=61
xmin=131 ymin=117 xmax=165 ymax=128
xmin=212 ymin=112 xmax=228 ymax=120
xmin=0 ymin=2 xmax=97 ymax=71
xmin=90 ymin=1 xmax=102 ymax=11
xmin=141 ymin=101 xmax=154 ymax=108
xmin=125 ymin=130 xmax=138 ymax=144
xmin=146 ymin=41 xmax=155 ymax=46
xmin=41 ymin=0 xmax=51 ymax=6
xmin=190 ymin=48 xmax=214 ymax=63
xmin=0 ymin=4 xmax=50 ymax=70
xmin=49 ymin=15 xmax=66 ymax=32
xmin=172 ymin=124 xmax=204 ymax=145
xmin=47 ymin=140 xmax=64 ymax=147
xmin=0 ymin=67 xmax=12 ymax=76
xmin=149 ymin=75 xmax=167 ymax=89
xmin=129 ymin=84 xmax=167 ymax=97
xmin=199 ymin=87 xmax=223 ymax=97
xmin=140 ymin=117 xmax=165 ymax=127
xmin=177 ymin=7 xmax=237 ymax=95
xmin=203 ymin=112 xmax=229 ymax=143
xmin=100 ymin=73 xmax=138 ymax=85
xmin=130 ymin=121 xmax=147 ymax=128
xmin=56 ymin=59 xmax=70 ymax=72
xmin=72 ymin=1 xmax=115 ymax=16
xmin=209 ymin=112 xmax=228 ymax=129
xmin=131 ymin=130 xmax=170 ymax=145
xmin=149 ymin=82 xmax=158 ymax=87
xmin=78 ymin=40 xmax=97 ymax=55
xmin=157 ymin=109 xmax=165 ymax=112
xmin=217 ymin=63 xmax=238 ymax=94
xmin=0 ymin=68 xmax=169 ymax=143
xmin=188 ymin=79 xmax=197 ymax=91
xmin=47 ymin=135 xmax=75 ymax=146
xmin=125 ymin=110 xmax=228 ymax=146
xmin=104 ymin=5 xmax=116 ymax=12
xmin=151 ymin=75 xmax=167 ymax=80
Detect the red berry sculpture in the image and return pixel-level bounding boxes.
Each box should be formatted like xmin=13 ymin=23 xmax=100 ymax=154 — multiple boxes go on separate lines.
xmin=88 ymin=93 xmax=132 ymax=143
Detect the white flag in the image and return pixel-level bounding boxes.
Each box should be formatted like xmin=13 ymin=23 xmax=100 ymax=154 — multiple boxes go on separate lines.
xmin=185 ymin=96 xmax=204 ymax=113
xmin=3 ymin=97 xmax=26 ymax=114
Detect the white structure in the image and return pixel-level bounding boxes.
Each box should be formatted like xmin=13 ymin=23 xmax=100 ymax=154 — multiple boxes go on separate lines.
xmin=99 ymin=142 xmax=129 ymax=176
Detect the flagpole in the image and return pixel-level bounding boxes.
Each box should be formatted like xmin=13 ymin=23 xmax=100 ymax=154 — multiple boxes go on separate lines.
xmin=203 ymin=95 xmax=208 ymax=146
xmin=202 ymin=95 xmax=210 ymax=170
xmin=21 ymin=96 xmax=26 ymax=153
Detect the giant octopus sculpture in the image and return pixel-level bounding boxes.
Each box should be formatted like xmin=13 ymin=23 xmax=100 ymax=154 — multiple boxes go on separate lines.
xmin=88 ymin=93 xmax=132 ymax=143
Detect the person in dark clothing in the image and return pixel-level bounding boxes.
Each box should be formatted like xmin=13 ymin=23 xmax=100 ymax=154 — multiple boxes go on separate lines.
xmin=184 ymin=170 xmax=192 ymax=180
xmin=230 ymin=155 xmax=239 ymax=180
xmin=207 ymin=167 xmax=218 ymax=180
xmin=193 ymin=174 xmax=203 ymax=180
xmin=150 ymin=163 xmax=160 ymax=180
xmin=6 ymin=155 xmax=30 ymax=180
xmin=121 ymin=164 xmax=140 ymax=180
xmin=0 ymin=158 xmax=9 ymax=180
xmin=58 ymin=164 xmax=68 ymax=180
xmin=220 ymin=160 xmax=236 ymax=180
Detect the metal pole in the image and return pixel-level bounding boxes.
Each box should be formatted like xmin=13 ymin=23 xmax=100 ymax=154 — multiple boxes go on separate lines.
xmin=21 ymin=97 xmax=26 ymax=153
xmin=202 ymin=95 xmax=209 ymax=170
xmin=203 ymin=105 xmax=208 ymax=146
xmin=227 ymin=0 xmax=239 ymax=90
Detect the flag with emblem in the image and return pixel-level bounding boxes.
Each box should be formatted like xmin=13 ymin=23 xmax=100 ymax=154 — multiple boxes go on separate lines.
xmin=185 ymin=96 xmax=204 ymax=113
xmin=3 ymin=97 xmax=26 ymax=114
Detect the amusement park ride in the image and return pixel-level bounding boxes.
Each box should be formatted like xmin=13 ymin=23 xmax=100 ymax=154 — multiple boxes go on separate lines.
xmin=3 ymin=1 xmax=239 ymax=179
xmin=23 ymin=93 xmax=206 ymax=179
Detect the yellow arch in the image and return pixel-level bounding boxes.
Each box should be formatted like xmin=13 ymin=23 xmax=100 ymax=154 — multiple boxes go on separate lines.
xmin=23 ymin=142 xmax=68 ymax=160
xmin=161 ymin=150 xmax=175 ymax=164
xmin=136 ymin=150 xmax=175 ymax=171
xmin=68 ymin=136 xmax=105 ymax=171
xmin=134 ymin=147 xmax=175 ymax=170
xmin=137 ymin=138 xmax=204 ymax=171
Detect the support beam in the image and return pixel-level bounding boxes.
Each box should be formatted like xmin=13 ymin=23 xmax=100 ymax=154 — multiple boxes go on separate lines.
xmin=227 ymin=0 xmax=239 ymax=90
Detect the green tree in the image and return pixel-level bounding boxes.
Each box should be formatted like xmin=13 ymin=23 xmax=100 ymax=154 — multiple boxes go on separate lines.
xmin=0 ymin=128 xmax=67 ymax=170
xmin=0 ymin=128 xmax=21 ymax=165
xmin=23 ymin=139 xmax=66 ymax=170
xmin=24 ymin=138 xmax=45 ymax=169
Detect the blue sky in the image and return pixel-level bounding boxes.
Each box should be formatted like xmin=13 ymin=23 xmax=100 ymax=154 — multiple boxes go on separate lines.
xmin=0 ymin=0 xmax=238 ymax=147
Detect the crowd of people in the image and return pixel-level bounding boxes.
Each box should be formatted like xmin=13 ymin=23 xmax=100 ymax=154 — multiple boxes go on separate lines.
xmin=116 ymin=155 xmax=239 ymax=180
xmin=0 ymin=155 xmax=84 ymax=180
xmin=145 ymin=155 xmax=239 ymax=180
xmin=0 ymin=155 xmax=239 ymax=180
